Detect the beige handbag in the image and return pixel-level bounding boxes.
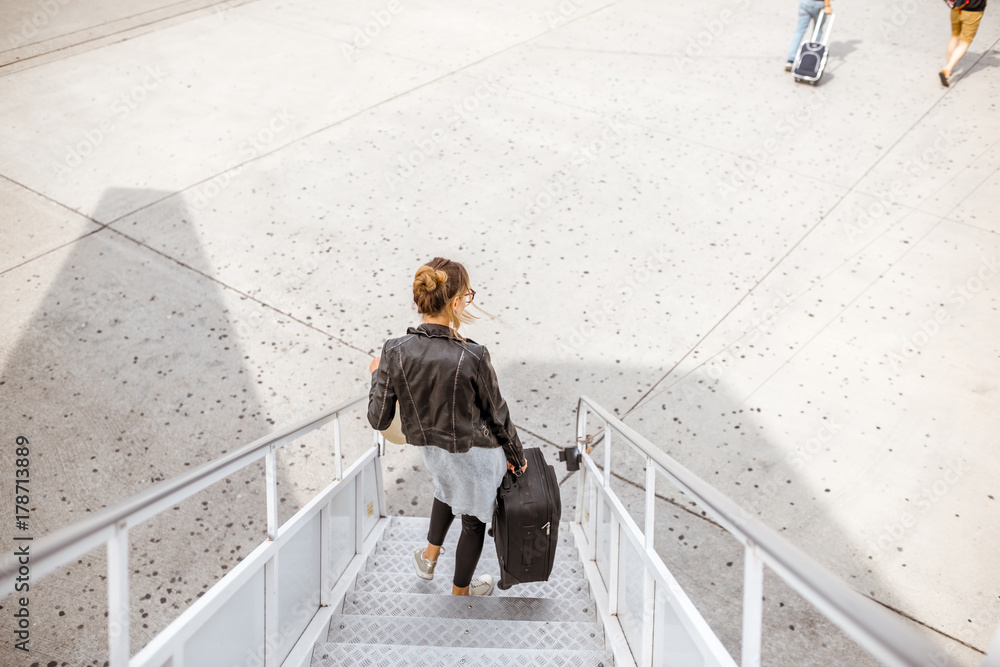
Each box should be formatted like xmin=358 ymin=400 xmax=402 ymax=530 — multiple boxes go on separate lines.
xmin=380 ymin=412 xmax=407 ymax=445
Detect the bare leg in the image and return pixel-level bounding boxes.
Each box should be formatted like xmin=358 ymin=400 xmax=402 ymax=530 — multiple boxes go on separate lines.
xmin=944 ymin=39 xmax=971 ymax=77
xmin=423 ymin=543 xmax=441 ymax=561
xmin=946 ymin=35 xmax=960 ymax=60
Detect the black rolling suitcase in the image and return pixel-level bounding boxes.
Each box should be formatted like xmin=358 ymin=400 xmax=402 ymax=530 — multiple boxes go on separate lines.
xmin=793 ymin=11 xmax=835 ymax=84
xmin=492 ymin=447 xmax=562 ymax=590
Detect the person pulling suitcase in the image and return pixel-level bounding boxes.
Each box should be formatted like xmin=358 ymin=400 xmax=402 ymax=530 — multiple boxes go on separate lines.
xmin=785 ymin=0 xmax=833 ymax=71
xmin=368 ymin=258 xmax=527 ymax=597
xmin=791 ymin=8 xmax=835 ymax=84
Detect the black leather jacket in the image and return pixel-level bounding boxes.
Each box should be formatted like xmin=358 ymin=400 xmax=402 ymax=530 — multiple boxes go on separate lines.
xmin=367 ymin=323 xmax=525 ymax=469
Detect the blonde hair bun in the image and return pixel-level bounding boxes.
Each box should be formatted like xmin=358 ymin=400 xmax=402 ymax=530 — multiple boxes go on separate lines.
xmin=412 ymin=258 xmax=476 ymax=336
xmin=414 ymin=265 xmax=448 ymax=294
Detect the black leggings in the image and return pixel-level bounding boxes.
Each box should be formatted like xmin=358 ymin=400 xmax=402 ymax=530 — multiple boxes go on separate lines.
xmin=427 ymin=497 xmax=486 ymax=588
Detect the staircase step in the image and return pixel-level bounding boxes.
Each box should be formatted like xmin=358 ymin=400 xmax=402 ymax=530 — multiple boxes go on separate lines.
xmin=384 ymin=516 xmax=574 ymax=546
xmin=341 ymin=591 xmax=597 ymax=623
xmin=365 ymin=554 xmax=585 ymax=580
xmin=375 ymin=539 xmax=579 ymax=562
xmin=325 ymin=614 xmax=606 ymax=650
xmin=353 ymin=570 xmax=591 ymax=599
xmin=312 ymin=642 xmax=614 ymax=666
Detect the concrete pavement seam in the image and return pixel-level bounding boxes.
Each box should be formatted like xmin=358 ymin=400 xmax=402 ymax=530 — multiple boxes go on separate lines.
xmin=103 ymin=225 xmax=373 ymax=357
xmin=625 ymin=38 xmax=1000 ymax=420
xmin=0 ymin=0 xmax=264 ymax=77
xmin=91 ymin=0 xmax=625 ymax=229
xmin=645 ymin=138 xmax=1000 ymax=407
xmin=0 ymin=173 xmax=110 ymax=277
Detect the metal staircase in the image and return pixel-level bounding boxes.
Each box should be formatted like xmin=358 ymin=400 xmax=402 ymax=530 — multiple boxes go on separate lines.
xmin=311 ymin=516 xmax=614 ymax=666
xmin=1 ymin=393 xmax=996 ymax=667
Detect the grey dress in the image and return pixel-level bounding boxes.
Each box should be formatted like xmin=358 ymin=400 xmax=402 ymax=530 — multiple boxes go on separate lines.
xmin=420 ymin=445 xmax=507 ymax=524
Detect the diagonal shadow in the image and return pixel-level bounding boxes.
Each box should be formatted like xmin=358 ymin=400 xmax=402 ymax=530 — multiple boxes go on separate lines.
xmin=0 ymin=187 xmax=309 ymax=665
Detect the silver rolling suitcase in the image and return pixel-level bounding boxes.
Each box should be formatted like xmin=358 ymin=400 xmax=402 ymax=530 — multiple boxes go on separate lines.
xmin=793 ymin=11 xmax=834 ymax=85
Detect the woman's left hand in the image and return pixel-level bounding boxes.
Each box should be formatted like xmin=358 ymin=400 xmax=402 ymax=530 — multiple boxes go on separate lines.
xmin=507 ymin=459 xmax=527 ymax=474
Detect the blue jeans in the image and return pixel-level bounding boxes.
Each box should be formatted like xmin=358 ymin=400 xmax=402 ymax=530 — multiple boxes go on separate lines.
xmin=787 ymin=0 xmax=826 ymax=62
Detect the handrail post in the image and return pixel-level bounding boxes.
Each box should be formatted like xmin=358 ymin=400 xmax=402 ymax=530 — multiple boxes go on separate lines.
xmin=575 ymin=405 xmax=587 ymax=525
xmin=373 ymin=434 xmax=387 ymax=518
xmin=265 ymin=444 xmax=278 ymax=540
xmin=603 ymin=426 xmax=612 ymax=488
xmin=742 ymin=543 xmax=764 ymax=667
xmin=642 ymin=570 xmax=655 ymax=667
xmin=264 ymin=553 xmax=278 ymax=667
xmin=644 ymin=457 xmax=655 ymax=550
xmin=319 ymin=503 xmax=332 ymax=607
xmin=608 ymin=515 xmax=620 ymax=616
xmin=107 ymin=520 xmax=129 ymax=667
xmin=587 ymin=475 xmax=598 ymax=561
xmin=355 ymin=465 xmax=365 ymax=554
xmin=333 ymin=415 xmax=343 ymax=480
xmin=641 ymin=456 xmax=657 ymax=666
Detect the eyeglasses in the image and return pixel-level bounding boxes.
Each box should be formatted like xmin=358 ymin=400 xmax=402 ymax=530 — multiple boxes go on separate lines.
xmin=464 ymin=289 xmax=476 ymax=304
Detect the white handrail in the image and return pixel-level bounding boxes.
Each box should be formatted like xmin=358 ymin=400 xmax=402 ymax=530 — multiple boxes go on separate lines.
xmin=0 ymin=394 xmax=368 ymax=666
xmin=576 ymin=395 xmax=945 ymax=667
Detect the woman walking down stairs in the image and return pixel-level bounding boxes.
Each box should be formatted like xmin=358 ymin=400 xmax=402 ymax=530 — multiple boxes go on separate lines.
xmin=310 ymin=515 xmax=614 ymax=666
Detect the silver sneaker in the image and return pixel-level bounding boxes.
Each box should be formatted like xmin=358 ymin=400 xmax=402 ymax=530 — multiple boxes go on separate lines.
xmin=468 ymin=573 xmax=494 ymax=596
xmin=413 ymin=547 xmax=443 ymax=581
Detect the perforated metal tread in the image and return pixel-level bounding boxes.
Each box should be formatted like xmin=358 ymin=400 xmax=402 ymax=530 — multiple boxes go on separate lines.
xmin=365 ymin=554 xmax=585 ymax=580
xmin=341 ymin=591 xmax=598 ymax=623
xmin=376 ymin=539 xmax=579 ymax=562
xmin=325 ymin=614 xmax=606 ymax=650
xmin=312 ymin=643 xmax=614 ymax=666
xmin=384 ymin=517 xmax=574 ymax=546
xmin=354 ymin=570 xmax=591 ymax=599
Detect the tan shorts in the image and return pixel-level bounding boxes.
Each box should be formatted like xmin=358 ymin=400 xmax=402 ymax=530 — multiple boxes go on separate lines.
xmin=951 ymin=8 xmax=983 ymax=43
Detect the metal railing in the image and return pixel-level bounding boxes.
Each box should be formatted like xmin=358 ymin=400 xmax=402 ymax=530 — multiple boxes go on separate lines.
xmin=0 ymin=394 xmax=382 ymax=667
xmin=3 ymin=391 xmax=980 ymax=666
xmin=573 ymin=395 xmax=949 ymax=667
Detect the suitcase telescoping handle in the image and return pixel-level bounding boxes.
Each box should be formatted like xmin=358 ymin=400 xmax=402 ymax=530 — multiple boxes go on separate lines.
xmin=810 ymin=11 xmax=835 ymax=46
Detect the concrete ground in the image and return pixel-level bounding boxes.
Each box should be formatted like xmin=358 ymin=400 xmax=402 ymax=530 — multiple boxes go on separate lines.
xmin=0 ymin=0 xmax=998 ymax=665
